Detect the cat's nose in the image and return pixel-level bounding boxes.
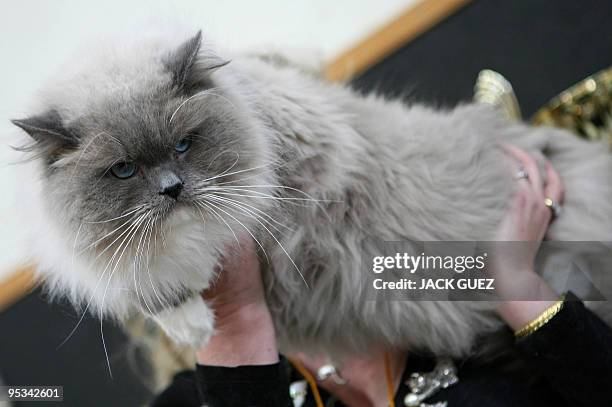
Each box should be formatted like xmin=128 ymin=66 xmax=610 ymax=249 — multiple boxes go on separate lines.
xmin=159 ymin=170 xmax=184 ymax=199
xmin=160 ymin=182 xmax=183 ymax=199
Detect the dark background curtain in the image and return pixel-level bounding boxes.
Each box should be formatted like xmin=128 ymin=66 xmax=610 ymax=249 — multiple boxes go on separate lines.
xmin=353 ymin=0 xmax=612 ymax=117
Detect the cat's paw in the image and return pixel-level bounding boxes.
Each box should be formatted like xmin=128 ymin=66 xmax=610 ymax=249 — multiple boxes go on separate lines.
xmin=155 ymin=296 xmax=215 ymax=348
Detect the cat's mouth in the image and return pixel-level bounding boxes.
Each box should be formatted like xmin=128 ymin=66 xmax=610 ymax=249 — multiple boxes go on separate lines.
xmin=155 ymin=194 xmax=202 ymax=215
xmin=154 ymin=198 xmax=181 ymax=218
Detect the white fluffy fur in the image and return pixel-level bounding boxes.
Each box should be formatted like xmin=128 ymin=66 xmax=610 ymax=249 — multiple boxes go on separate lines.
xmin=157 ymin=296 xmax=215 ymax=347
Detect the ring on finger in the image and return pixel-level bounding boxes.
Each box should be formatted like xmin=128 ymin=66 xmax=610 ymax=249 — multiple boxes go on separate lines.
xmin=515 ymin=166 xmax=529 ymax=181
xmin=544 ymin=197 xmax=562 ymax=218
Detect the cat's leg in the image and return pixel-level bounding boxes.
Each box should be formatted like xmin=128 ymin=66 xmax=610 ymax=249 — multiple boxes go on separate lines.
xmin=155 ymin=295 xmax=216 ymax=348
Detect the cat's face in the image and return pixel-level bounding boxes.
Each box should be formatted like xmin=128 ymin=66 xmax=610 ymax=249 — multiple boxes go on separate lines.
xmin=13 ymin=32 xmax=272 ymax=265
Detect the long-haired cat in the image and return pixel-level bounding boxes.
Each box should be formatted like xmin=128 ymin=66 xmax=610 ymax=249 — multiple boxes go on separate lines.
xmin=12 ymin=30 xmax=612 ymax=363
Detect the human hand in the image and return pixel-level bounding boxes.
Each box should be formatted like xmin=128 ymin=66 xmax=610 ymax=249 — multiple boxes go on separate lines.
xmin=202 ymin=236 xmax=267 ymax=319
xmin=196 ymin=236 xmax=278 ymax=366
xmin=492 ymin=144 xmax=564 ymax=330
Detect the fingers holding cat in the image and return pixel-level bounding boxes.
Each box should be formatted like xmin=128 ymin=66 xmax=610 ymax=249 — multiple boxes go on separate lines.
xmin=502 ymin=144 xmax=564 ymax=231
xmin=490 ymin=145 xmax=565 ymax=283
xmin=492 ymin=145 xmax=562 ymax=325
xmin=543 ymin=160 xmax=565 ymax=206
xmin=504 ymin=144 xmax=544 ymax=189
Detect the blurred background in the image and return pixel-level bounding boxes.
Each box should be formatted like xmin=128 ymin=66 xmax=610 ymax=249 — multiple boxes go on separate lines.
xmin=1 ymin=0 xmax=611 ymax=405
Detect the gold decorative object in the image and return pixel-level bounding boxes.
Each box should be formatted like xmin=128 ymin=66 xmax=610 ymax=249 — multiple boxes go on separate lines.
xmin=533 ymin=67 xmax=612 ymax=144
xmin=514 ymin=294 xmax=565 ymax=339
xmin=474 ymin=69 xmax=522 ymax=121
xmin=474 ymin=67 xmax=612 ymax=146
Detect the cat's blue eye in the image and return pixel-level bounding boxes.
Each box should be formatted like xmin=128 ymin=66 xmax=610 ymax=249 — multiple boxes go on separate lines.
xmin=110 ymin=162 xmax=137 ymax=179
xmin=175 ymin=138 xmax=192 ymax=153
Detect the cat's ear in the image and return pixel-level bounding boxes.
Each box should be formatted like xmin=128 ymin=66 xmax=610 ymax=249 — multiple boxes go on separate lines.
xmin=12 ymin=110 xmax=77 ymax=155
xmin=164 ymin=30 xmax=230 ymax=93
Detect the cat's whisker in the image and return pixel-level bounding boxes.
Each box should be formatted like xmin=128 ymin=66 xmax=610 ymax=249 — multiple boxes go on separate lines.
xmin=212 ymin=163 xmax=282 ymax=186
xmin=159 ymin=219 xmax=168 ymax=249
xmin=57 ymin=211 xmax=145 ymax=349
xmin=79 ymin=217 xmax=136 ymax=254
xmin=200 ymin=187 xmax=271 ymax=197
xmin=98 ymin=223 xmax=141 ymax=377
xmin=169 ymin=88 xmax=236 ymax=124
xmin=195 ymin=201 xmax=240 ymax=246
xmin=195 ymin=90 xmax=236 ymax=111
xmin=57 ymin=266 xmax=110 ymax=350
xmin=131 ymin=217 xmax=155 ymax=313
xmin=98 ymin=214 xmax=147 ymax=275
xmin=59 ymin=224 xmax=135 ymax=350
xmin=99 ymin=314 xmax=112 ymax=379
xmin=99 ymin=211 xmax=148 ymax=377
xmin=193 ymin=203 xmax=208 ymax=233
xmin=197 ymin=189 xmax=323 ymax=205
xmin=134 ymin=218 xmax=150 ymax=267
xmin=199 ymin=199 xmax=269 ymax=263
xmin=205 ymin=150 xmax=240 ymax=175
xmin=207 ymin=195 xmax=284 ymax=238
xmin=101 ymin=214 xmax=148 ymax=305
xmin=92 ymin=157 xmax=124 ymax=188
xmin=206 ymin=195 xmax=308 ymax=288
xmin=71 ymin=222 xmax=84 ymax=269
xmin=169 ymin=89 xmax=216 ymax=124
xmin=200 ymin=184 xmax=336 ymax=222
xmin=89 ymin=212 xmax=148 ymax=260
xmin=68 ymin=131 xmax=114 ymax=183
xmin=152 ymin=214 xmax=159 ymax=269
xmin=84 ymin=205 xmax=146 ymax=224
xmin=209 ymin=184 xmax=341 ymax=204
xmin=134 ymin=217 xmax=155 ymax=315
xmin=132 ymin=228 xmax=143 ymax=309
xmin=211 ymin=160 xmax=295 ymax=187
xmin=198 ymin=163 xmax=272 ymax=185
xmin=79 ymin=209 xmax=146 ymax=255
xmin=145 ymin=215 xmax=167 ymax=311
xmin=206 ymin=193 xmax=291 ymax=234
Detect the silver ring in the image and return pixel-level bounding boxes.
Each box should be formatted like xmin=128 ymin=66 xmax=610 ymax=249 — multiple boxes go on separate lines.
xmin=515 ymin=167 xmax=529 ymax=181
xmin=544 ymin=197 xmax=562 ymax=218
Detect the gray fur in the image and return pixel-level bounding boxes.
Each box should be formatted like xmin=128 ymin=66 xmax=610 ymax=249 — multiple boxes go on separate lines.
xmin=12 ymin=31 xmax=612 ymax=360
